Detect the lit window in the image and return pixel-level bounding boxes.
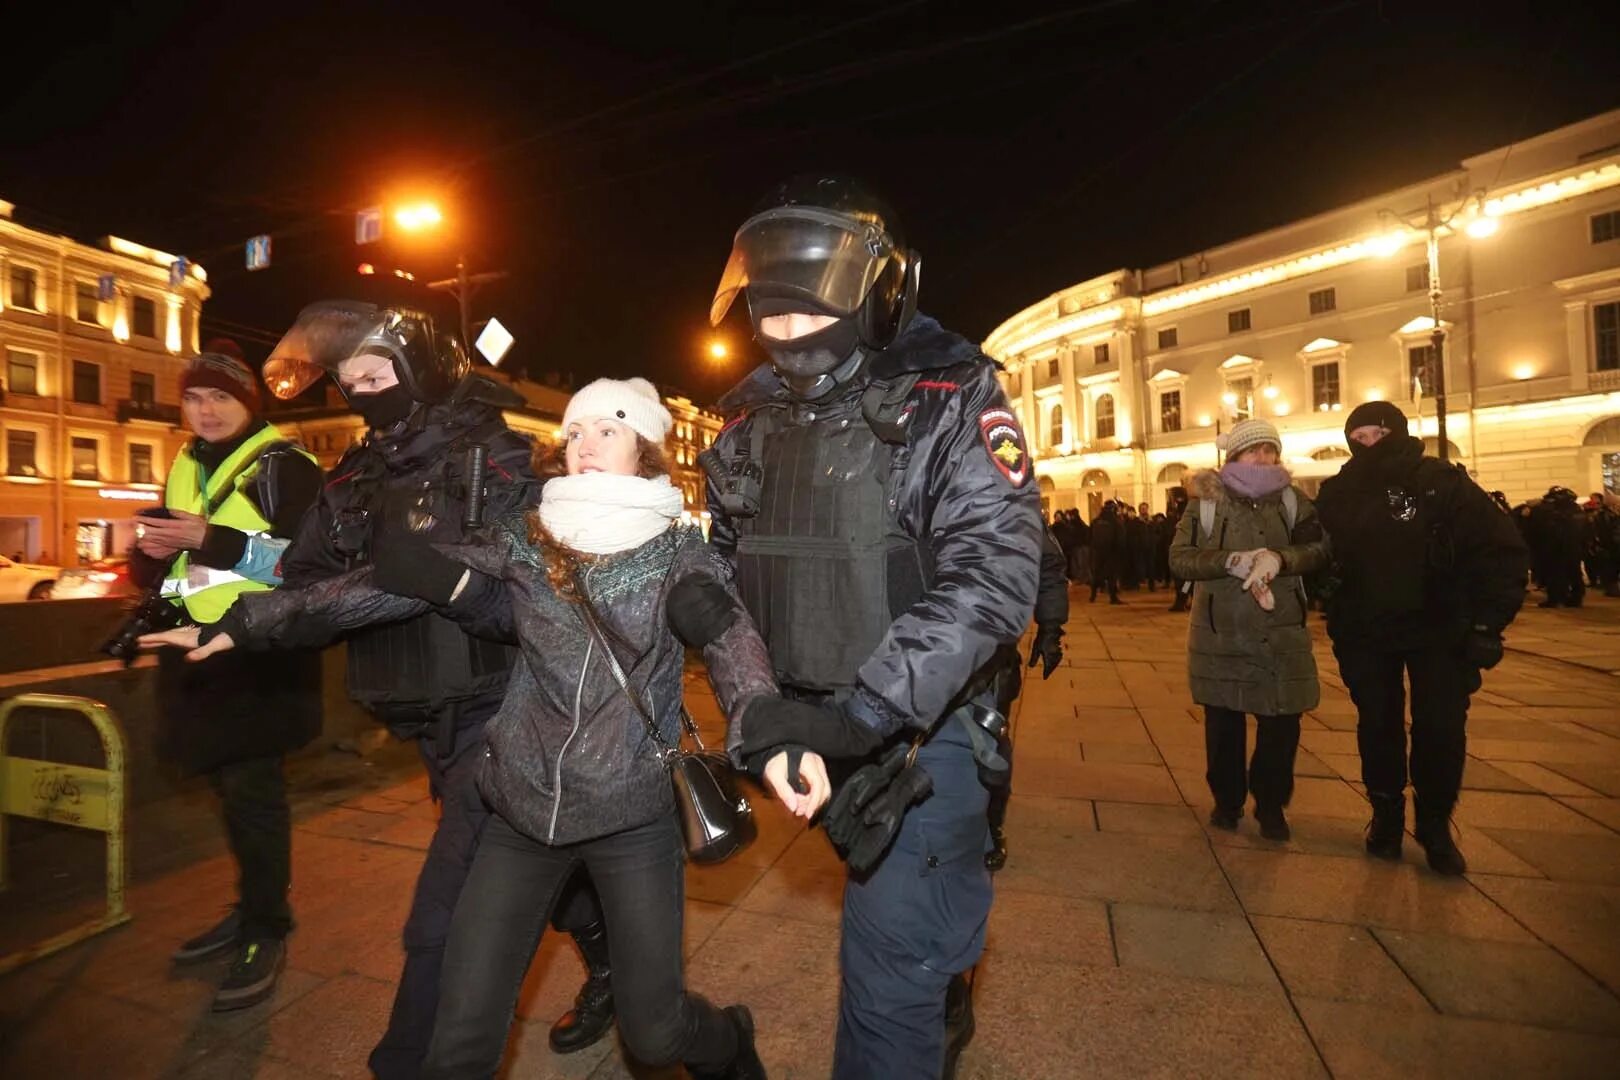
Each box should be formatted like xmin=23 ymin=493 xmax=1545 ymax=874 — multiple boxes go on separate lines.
xmin=76 ymin=282 xmax=101 ymax=323
xmin=1227 ymin=376 xmax=1254 ymax=421
xmin=1595 ymin=301 xmax=1620 ymax=372
xmin=1227 ymin=308 xmax=1251 ymax=333
xmin=6 ymin=430 xmax=38 ymax=476
xmin=1408 ymin=344 xmax=1437 ymax=396
xmin=1095 ymin=394 xmax=1115 ymax=440
xmin=5 ymin=349 xmax=40 ymax=396
xmin=1159 ymin=389 xmax=1182 ymax=433
xmin=10 ymin=265 xmax=39 ymax=311
xmin=1311 ymin=362 xmax=1341 ymax=411
xmin=1049 ymin=403 xmax=1064 ymax=448
xmin=71 ymin=437 xmax=99 ymax=481
xmin=1308 ymin=288 xmax=1336 ymax=315
xmin=130 ymin=444 xmax=154 ymax=484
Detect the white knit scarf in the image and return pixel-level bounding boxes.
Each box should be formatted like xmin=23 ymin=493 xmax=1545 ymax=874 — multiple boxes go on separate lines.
xmin=538 ymin=473 xmax=684 ymax=555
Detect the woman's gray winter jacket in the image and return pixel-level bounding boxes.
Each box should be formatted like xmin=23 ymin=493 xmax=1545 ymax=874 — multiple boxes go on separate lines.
xmin=227 ymin=518 xmax=777 ymax=846
xmin=1167 ymin=470 xmax=1328 ymax=716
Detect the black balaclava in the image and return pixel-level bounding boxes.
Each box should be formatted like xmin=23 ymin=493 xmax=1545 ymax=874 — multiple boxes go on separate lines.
xmin=748 ymin=294 xmax=867 ymax=402
xmin=351 ymin=384 xmax=416 ymax=431
xmin=1343 ymin=400 xmax=1411 ymax=457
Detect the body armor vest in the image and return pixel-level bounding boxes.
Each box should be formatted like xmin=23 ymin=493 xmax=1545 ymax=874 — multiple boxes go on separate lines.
xmin=732 ymin=403 xmax=928 ymax=691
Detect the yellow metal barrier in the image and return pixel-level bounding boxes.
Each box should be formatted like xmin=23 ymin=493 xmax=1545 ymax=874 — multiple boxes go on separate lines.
xmin=0 ymin=693 xmax=131 ymax=975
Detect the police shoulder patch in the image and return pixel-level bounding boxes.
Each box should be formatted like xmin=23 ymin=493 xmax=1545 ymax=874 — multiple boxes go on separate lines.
xmin=978 ymin=408 xmax=1030 ymax=487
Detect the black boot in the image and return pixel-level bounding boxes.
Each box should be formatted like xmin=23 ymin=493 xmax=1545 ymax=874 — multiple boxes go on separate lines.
xmin=1365 ymin=791 xmax=1405 ymax=861
xmin=1414 ymin=800 xmax=1468 ymax=876
xmin=1254 ymin=804 xmax=1291 ymax=842
xmin=549 ymin=921 xmax=615 ymax=1053
xmin=691 ymin=1005 xmax=766 ymax=1080
xmin=943 ymin=972 xmax=976 ymax=1080
xmin=985 ymin=828 xmax=1008 ymax=872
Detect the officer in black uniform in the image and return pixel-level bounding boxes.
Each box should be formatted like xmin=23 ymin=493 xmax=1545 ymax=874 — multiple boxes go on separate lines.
xmin=703 ymin=177 xmax=1043 ymax=1079
xmin=259 ymin=302 xmax=614 ymax=1079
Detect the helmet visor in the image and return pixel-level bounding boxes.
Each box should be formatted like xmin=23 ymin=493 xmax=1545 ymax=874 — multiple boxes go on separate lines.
xmin=709 ymin=207 xmax=893 ymax=326
xmin=263 ymin=300 xmax=386 ymax=400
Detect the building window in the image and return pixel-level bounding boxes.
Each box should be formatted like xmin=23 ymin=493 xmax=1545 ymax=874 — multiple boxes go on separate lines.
xmin=1311 ymin=362 xmax=1341 ymax=411
xmin=1405 ymin=264 xmax=1430 ymax=292
xmin=6 ymin=430 xmax=38 ymax=477
xmin=71 ymin=437 xmax=99 ymax=481
xmin=1159 ymin=389 xmax=1182 ymax=433
xmin=1049 ymin=403 xmax=1064 ymax=448
xmin=132 ymin=296 xmax=157 ymax=339
xmin=131 ymin=370 xmax=156 ymax=406
xmin=5 ymin=349 xmax=40 ymax=396
xmin=76 ymin=282 xmax=101 ymax=323
xmin=1409 ymin=344 xmax=1437 ymax=396
xmin=72 ymin=360 xmax=101 ymax=405
xmin=1595 ymin=301 xmax=1620 ymax=372
xmin=10 ymin=265 xmax=39 ymax=310
xmin=1308 ymin=287 xmax=1337 ymax=315
xmin=1226 ymin=376 xmax=1254 ymax=421
xmin=1156 ymin=328 xmax=1178 ymax=350
xmin=1227 ymin=308 xmax=1251 ymax=333
xmin=1046 ymin=357 xmax=1059 ymax=378
xmin=1093 ymin=342 xmax=1110 ymax=365
xmin=1095 ymin=394 xmax=1116 ymax=440
xmin=129 ymin=444 xmax=154 ymax=484
xmin=1591 ymin=210 xmax=1620 ymax=245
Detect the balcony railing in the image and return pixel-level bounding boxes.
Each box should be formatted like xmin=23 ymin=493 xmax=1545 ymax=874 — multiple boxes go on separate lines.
xmin=116 ymin=399 xmax=182 ymax=425
xmin=1592 ymin=367 xmax=1620 ymax=392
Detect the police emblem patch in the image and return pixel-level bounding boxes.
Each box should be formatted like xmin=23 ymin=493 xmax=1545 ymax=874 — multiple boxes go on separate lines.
xmin=978 ymin=408 xmax=1030 ymax=487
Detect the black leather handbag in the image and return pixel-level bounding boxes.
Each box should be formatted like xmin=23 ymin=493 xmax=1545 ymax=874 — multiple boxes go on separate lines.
xmin=576 ymin=589 xmax=756 ymax=864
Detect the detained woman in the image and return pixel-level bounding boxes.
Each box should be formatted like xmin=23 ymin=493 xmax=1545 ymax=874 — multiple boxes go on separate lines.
xmin=1168 ymin=418 xmax=1328 ymax=841
xmin=143 ymin=377 xmax=828 ymax=1079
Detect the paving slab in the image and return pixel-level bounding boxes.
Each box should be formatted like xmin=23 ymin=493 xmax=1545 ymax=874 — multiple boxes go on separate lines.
xmin=1541 ymin=760 xmax=1620 ymax=798
xmin=1475 ymin=826 xmax=1620 ymax=885
xmin=1094 ymin=800 xmax=1205 ymax=837
xmin=1559 ymin=796 xmax=1620 ymax=832
xmin=986 ymin=889 xmax=1116 ymax=968
xmin=1468 ymin=874 xmax=1620 ymax=994
xmin=1453 ymin=790 xmax=1614 ymax=835
xmin=1489 ymin=759 xmax=1606 ymax=796
xmin=1251 ymin=915 xmax=1428 ymax=1008
xmin=1111 ymin=903 xmax=1278 ymax=989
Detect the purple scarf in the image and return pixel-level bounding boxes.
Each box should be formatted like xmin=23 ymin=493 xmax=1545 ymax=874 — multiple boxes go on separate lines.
xmin=1220 ymin=461 xmax=1291 ymax=500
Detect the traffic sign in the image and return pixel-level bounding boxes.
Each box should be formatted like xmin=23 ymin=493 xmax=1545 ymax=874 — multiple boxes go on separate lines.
xmin=246 ymin=235 xmax=272 ymax=271
xmin=475 ymin=317 xmax=514 ymax=366
xmin=356 ymin=207 xmax=383 ymax=245
xmin=97 ymin=274 xmax=116 ymax=302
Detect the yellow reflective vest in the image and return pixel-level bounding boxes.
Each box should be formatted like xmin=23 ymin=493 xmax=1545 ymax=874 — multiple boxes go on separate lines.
xmin=160 ymin=424 xmax=315 ymax=624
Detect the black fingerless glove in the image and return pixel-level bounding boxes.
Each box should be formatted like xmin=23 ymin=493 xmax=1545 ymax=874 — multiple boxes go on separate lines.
xmin=740 ymin=697 xmax=884 ymax=761
xmin=199 ymin=606 xmax=246 ymax=648
xmin=666 ymin=573 xmax=739 ymax=648
xmin=371 ymin=535 xmax=467 ymax=606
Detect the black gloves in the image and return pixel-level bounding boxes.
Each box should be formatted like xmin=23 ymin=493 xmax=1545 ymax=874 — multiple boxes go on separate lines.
xmin=371 ymin=531 xmax=467 ymax=606
xmin=1463 ymin=626 xmax=1505 ymax=670
xmin=1028 ymin=623 xmax=1064 ymax=679
xmin=740 ymin=697 xmax=885 ymax=762
xmin=199 ymin=606 xmax=246 ymax=648
xmin=667 ymin=573 xmax=740 ymax=648
xmin=824 ymin=743 xmax=934 ymax=873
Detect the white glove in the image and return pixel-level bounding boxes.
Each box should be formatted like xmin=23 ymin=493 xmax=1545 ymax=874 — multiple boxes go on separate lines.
xmin=1224 ymin=550 xmax=1258 ymax=580
xmin=1242 ymin=550 xmax=1283 ymax=592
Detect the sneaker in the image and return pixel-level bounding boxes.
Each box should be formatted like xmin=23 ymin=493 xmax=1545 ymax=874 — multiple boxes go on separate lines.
xmin=1208 ymin=805 xmax=1241 ymax=831
xmin=1255 ymin=805 xmax=1291 ymax=842
xmin=172 ymin=909 xmax=242 ymax=964
xmin=212 ymin=937 xmax=286 ymax=1012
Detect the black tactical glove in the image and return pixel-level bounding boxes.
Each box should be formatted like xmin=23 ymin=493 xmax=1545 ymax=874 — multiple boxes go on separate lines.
xmin=1028 ymin=623 xmax=1064 ymax=679
xmin=666 ymin=573 xmax=739 ymax=648
xmin=740 ymin=696 xmax=885 ymax=761
xmin=824 ymin=744 xmax=934 ymax=873
xmin=1463 ymin=626 xmax=1505 ymax=670
xmin=370 ymin=532 xmax=467 ymax=606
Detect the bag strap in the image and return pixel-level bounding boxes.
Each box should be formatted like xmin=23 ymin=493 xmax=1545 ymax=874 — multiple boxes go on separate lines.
xmin=1281 ymin=487 xmax=1298 ymax=532
xmin=1199 ymin=498 xmax=1215 ymax=543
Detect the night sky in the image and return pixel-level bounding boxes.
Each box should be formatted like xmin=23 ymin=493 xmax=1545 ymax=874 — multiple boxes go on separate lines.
xmin=5 ymin=0 xmax=1615 ymax=404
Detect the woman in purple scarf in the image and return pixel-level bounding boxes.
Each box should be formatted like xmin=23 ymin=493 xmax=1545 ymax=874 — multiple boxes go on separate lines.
xmin=1169 ymin=419 xmax=1329 ymax=841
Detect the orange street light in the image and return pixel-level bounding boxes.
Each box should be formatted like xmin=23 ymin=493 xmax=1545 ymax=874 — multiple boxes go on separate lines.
xmin=707 ymin=339 xmax=729 ymax=362
xmin=394 ymin=202 xmax=444 ymax=232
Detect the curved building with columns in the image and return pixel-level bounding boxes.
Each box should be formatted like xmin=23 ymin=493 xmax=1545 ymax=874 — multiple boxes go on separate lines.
xmin=986 ymin=110 xmax=1620 ymax=519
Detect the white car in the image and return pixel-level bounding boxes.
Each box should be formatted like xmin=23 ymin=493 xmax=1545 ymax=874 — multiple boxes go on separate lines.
xmin=0 ymin=555 xmax=60 ymax=602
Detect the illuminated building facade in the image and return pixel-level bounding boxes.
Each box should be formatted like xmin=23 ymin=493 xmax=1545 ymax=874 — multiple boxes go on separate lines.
xmin=986 ymin=110 xmax=1620 ymax=518
xmin=0 ymin=201 xmax=210 ymax=563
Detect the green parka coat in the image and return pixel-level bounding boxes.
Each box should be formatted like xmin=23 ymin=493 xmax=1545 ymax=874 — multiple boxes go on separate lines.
xmin=1168 ymin=468 xmax=1329 ymax=716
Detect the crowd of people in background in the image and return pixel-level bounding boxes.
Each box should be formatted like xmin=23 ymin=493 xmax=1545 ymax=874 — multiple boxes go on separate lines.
xmin=1048 ymin=499 xmax=1184 ymax=607
xmin=1505 ymin=486 xmax=1620 ymax=607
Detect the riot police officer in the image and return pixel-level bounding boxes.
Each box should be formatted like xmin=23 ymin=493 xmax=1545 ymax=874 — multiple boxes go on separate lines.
xmin=259 ymin=302 xmax=613 ymax=1078
xmin=703 ymin=177 xmax=1044 ymax=1079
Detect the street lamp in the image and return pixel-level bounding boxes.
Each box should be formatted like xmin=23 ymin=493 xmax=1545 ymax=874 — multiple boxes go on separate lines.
xmin=389 ymin=200 xmax=506 ymax=350
xmin=707 ymin=339 xmax=729 ymax=362
xmin=1377 ymin=192 xmax=1498 ymax=461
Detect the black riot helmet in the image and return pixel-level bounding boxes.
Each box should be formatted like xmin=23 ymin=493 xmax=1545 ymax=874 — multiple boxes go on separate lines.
xmin=263 ymin=300 xmax=469 ymax=405
xmin=711 ymin=176 xmax=921 ymax=398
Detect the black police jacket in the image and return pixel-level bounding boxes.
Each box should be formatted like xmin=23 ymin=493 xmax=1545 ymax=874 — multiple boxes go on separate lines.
xmin=280 ymin=376 xmax=538 ymax=719
xmin=707 ymin=314 xmax=1043 ymax=739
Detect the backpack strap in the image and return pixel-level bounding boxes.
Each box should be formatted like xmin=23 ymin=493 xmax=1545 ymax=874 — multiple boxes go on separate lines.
xmin=1199 ymin=498 xmax=1215 ymax=544
xmin=1281 ymin=487 xmax=1298 ymax=532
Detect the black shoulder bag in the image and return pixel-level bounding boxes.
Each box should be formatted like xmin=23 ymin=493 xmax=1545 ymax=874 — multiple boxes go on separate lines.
xmin=572 ymin=580 xmax=756 ymax=864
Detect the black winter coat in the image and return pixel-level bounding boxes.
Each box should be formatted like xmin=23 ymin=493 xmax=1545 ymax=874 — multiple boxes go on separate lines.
xmin=1315 ymin=435 xmax=1527 ymax=647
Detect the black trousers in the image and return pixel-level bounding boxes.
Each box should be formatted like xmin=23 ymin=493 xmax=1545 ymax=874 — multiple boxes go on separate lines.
xmin=1335 ymin=642 xmax=1474 ymax=815
xmin=208 ymin=755 xmax=293 ymax=940
xmin=1543 ymin=559 xmax=1585 ymax=606
xmin=422 ymin=813 xmax=737 ymax=1079
xmin=1203 ymin=707 xmax=1300 ymax=812
xmin=1090 ymin=564 xmax=1120 ymax=602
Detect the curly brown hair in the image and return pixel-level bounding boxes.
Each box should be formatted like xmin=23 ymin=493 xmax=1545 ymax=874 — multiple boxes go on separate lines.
xmin=524 ymin=433 xmax=673 ymax=598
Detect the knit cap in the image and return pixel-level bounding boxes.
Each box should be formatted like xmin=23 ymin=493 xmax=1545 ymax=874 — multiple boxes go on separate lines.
xmin=562 ymin=377 xmax=673 ymax=445
xmin=1222 ymin=417 xmax=1281 ymax=460
xmin=180 ymin=352 xmax=262 ymax=413
xmin=1343 ymin=400 xmax=1409 ymax=440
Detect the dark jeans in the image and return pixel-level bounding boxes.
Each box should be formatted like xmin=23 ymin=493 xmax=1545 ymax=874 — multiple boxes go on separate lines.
xmin=1544 ymin=559 xmax=1585 ymax=606
xmin=422 ymin=813 xmax=737 ymax=1079
xmin=1336 ymin=642 xmax=1474 ymax=815
xmin=1203 ymin=707 xmax=1300 ymax=812
xmin=370 ymin=721 xmax=605 ymax=1080
xmin=209 ymin=755 xmax=293 ymax=939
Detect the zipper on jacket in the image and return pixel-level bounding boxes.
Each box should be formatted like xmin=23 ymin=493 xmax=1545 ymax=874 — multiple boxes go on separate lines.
xmin=549 ymin=566 xmax=596 ymax=843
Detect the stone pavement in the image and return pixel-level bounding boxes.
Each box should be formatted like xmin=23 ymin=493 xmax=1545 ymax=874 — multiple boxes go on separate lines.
xmin=2 ymin=592 xmax=1619 ymax=1079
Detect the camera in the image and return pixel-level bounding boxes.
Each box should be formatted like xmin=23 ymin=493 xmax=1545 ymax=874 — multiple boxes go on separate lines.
xmin=100 ymin=587 xmax=184 ymax=666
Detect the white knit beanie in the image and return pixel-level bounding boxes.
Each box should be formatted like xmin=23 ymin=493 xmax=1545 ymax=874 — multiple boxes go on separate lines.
xmin=562 ymin=377 xmax=672 ymax=445
xmin=1222 ymin=417 xmax=1282 ymax=460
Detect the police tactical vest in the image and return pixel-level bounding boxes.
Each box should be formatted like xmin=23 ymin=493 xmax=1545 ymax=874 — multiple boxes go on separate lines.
xmin=162 ymin=425 xmax=316 ymax=625
xmin=731 ymin=402 xmax=929 ymax=691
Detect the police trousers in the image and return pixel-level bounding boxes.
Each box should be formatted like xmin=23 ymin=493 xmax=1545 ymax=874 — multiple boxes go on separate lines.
xmin=370 ymin=709 xmax=604 ymax=1080
xmin=834 ymin=726 xmax=992 ymax=1080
